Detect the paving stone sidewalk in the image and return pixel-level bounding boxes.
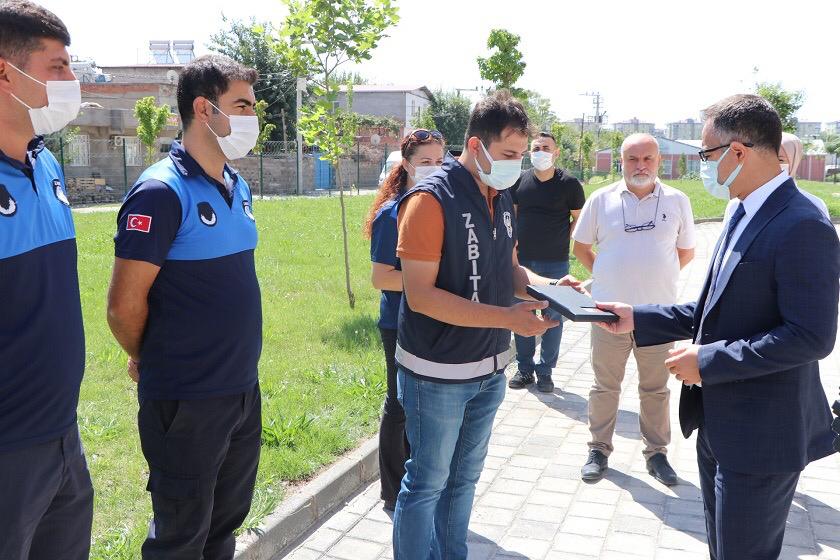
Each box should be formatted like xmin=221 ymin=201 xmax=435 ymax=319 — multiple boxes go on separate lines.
xmin=281 ymin=223 xmax=840 ymax=560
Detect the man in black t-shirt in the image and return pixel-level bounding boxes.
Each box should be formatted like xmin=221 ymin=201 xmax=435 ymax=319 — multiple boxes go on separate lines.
xmin=509 ymin=132 xmax=586 ymax=392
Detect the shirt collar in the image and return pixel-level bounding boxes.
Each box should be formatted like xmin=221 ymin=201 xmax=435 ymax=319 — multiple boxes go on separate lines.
xmin=739 ymin=170 xmax=788 ymax=219
xmin=169 ymin=140 xmax=239 ymax=186
xmin=618 ymin=178 xmax=661 ymax=199
xmin=0 ymin=136 xmax=45 ymax=172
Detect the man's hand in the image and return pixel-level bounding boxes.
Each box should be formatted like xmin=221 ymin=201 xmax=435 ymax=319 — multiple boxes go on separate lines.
xmin=127 ymin=357 xmax=140 ymax=383
xmin=506 ymin=300 xmax=560 ymax=337
xmin=665 ymin=345 xmax=701 ymax=385
xmin=553 ymin=274 xmax=584 ymax=293
xmin=594 ymin=302 xmax=634 ymax=334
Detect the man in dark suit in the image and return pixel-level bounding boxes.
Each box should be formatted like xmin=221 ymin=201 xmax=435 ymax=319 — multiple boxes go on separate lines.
xmin=597 ymin=94 xmax=839 ymax=560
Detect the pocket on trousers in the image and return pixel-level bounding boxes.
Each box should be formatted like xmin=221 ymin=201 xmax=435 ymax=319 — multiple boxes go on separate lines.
xmin=146 ymin=470 xmax=200 ymax=540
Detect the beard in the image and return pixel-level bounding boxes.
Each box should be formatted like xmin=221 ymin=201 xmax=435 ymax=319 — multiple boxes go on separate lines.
xmin=627 ymin=173 xmax=655 ymax=188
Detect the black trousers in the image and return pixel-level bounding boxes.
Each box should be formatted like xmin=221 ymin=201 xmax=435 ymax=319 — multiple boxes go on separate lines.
xmin=139 ymin=384 xmax=262 ymax=560
xmin=697 ymin=428 xmax=800 ymax=560
xmin=378 ymin=327 xmax=409 ymax=505
xmin=0 ymin=425 xmax=93 ymax=560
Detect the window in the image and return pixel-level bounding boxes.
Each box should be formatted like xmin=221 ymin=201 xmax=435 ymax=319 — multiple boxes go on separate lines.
xmin=117 ymin=136 xmax=143 ymax=166
xmin=660 ymin=158 xmax=672 ymax=177
xmin=68 ymin=134 xmax=90 ymax=167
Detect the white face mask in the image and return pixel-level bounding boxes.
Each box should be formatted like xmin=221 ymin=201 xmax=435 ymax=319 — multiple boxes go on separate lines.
xmin=475 ymin=140 xmax=522 ymax=190
xmin=780 ymin=163 xmax=790 ymax=174
xmin=205 ymin=100 xmax=259 ymax=160
xmin=530 ymin=150 xmax=555 ymax=171
xmin=6 ymin=62 xmax=81 ymax=135
xmin=407 ymin=161 xmax=441 ymax=183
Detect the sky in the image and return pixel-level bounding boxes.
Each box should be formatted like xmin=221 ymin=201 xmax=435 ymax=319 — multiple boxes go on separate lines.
xmin=42 ymin=0 xmax=840 ymax=128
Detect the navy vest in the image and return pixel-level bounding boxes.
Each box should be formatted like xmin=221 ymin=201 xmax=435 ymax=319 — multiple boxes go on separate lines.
xmin=395 ymin=159 xmax=516 ymax=382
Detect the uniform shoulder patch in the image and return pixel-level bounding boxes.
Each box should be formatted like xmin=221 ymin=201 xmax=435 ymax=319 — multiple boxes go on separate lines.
xmin=52 ymin=179 xmax=70 ymax=206
xmin=126 ymin=214 xmax=152 ymax=233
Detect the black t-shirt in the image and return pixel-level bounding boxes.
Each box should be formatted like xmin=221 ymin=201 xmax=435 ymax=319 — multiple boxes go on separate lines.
xmin=510 ymin=168 xmax=585 ymax=261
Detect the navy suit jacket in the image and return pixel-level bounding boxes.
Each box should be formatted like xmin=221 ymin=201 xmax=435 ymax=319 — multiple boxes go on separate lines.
xmin=634 ymin=179 xmax=839 ymax=474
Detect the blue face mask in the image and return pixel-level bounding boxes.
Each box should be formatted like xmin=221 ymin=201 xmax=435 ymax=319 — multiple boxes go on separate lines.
xmin=475 ymin=140 xmax=522 ymax=190
xmin=700 ymin=146 xmax=742 ymax=200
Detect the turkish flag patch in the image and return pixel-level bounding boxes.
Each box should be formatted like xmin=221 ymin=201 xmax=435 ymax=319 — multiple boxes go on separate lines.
xmin=126 ymin=214 xmax=152 ymax=233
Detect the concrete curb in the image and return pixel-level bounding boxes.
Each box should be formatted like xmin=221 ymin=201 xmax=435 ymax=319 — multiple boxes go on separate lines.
xmin=234 ymin=436 xmax=379 ymax=560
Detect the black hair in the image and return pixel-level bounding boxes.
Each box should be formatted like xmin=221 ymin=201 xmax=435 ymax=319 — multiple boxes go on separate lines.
xmin=537 ymin=131 xmax=556 ymax=142
xmin=176 ymin=54 xmax=258 ymax=129
xmin=703 ymin=94 xmax=782 ymax=153
xmin=464 ymin=89 xmax=531 ymax=146
xmin=0 ymin=0 xmax=70 ymax=67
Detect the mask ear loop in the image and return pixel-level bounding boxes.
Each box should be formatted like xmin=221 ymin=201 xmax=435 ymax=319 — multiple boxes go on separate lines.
xmin=3 ymin=62 xmax=39 ymax=110
xmin=203 ymin=99 xmax=230 ymax=139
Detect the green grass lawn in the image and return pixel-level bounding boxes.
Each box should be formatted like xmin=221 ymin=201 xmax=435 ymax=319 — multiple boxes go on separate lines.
xmin=78 ymin=196 xmax=387 ymax=557
xmin=76 ymin=178 xmax=840 ymax=556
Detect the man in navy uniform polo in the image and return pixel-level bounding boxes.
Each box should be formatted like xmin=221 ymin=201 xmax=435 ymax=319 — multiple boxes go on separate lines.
xmin=107 ymin=55 xmax=262 ymax=559
xmin=0 ymin=2 xmax=93 ymax=558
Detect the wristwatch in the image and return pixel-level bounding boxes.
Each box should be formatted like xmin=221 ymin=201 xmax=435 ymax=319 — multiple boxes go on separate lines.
xmin=549 ymin=279 xmax=560 ymax=286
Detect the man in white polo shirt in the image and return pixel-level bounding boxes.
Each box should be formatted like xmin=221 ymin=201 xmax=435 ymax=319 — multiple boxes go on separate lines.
xmin=572 ymin=133 xmax=696 ymax=485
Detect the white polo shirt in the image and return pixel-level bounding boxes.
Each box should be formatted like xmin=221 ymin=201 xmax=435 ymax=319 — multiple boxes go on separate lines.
xmin=572 ymin=179 xmax=696 ymax=305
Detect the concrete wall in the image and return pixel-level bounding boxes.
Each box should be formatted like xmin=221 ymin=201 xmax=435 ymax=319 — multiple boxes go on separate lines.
xmin=337 ymin=91 xmax=407 ymax=122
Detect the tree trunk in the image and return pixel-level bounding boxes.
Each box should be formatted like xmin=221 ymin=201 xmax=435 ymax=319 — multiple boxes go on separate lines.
xmin=334 ymin=162 xmax=356 ymax=309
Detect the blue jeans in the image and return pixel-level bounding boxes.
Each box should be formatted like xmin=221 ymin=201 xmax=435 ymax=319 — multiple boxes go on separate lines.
xmin=393 ymin=369 xmax=507 ymax=560
xmin=514 ymin=259 xmax=569 ymax=377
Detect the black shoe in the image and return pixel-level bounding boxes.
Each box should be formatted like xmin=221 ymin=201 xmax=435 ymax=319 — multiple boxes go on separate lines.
xmin=646 ymin=453 xmax=678 ymax=486
xmin=508 ymin=371 xmax=535 ymax=389
xmin=581 ymin=450 xmax=608 ymax=481
xmin=536 ymin=374 xmax=555 ymax=393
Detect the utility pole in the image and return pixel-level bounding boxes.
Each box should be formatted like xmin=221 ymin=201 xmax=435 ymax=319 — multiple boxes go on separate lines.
xmin=581 ymin=91 xmax=606 ymax=146
xmin=296 ymin=77 xmax=306 ymax=195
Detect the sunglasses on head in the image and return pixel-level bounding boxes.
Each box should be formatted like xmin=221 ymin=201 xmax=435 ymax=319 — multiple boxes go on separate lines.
xmin=410 ymin=129 xmax=443 ymax=142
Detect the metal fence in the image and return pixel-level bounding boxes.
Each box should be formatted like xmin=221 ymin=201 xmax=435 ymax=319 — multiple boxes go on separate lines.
xmin=54 ymin=137 xmax=404 ymax=204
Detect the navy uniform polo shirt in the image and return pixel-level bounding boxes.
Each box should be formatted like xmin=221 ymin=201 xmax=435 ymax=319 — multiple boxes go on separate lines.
xmin=0 ymin=137 xmax=85 ymax=452
xmin=370 ymin=198 xmax=401 ymax=330
xmin=114 ymin=142 xmax=262 ymax=400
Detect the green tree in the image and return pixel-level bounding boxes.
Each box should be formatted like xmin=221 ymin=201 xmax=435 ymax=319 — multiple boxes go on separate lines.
xmin=272 ymin=0 xmax=399 ymax=309
xmin=519 ymin=90 xmax=556 ymax=132
xmin=549 ymin=122 xmax=581 ymax=175
xmin=134 ymin=96 xmax=170 ymax=165
xmin=678 ymin=153 xmax=687 ymax=178
xmin=580 ymin=132 xmax=594 ymax=181
xmin=596 ymin=129 xmax=625 ymax=178
xmin=209 ymin=16 xmax=298 ymax=142
xmin=253 ymin=99 xmax=276 ymax=154
xmin=44 ymin=125 xmax=80 ymax=165
xmin=334 ymin=70 xmax=369 ymax=85
xmin=823 ymin=132 xmax=840 ymax=183
xmin=755 ymin=81 xmax=805 ymax=133
xmin=477 ymin=29 xmax=526 ymax=92
xmin=410 ymin=89 xmax=472 ymax=147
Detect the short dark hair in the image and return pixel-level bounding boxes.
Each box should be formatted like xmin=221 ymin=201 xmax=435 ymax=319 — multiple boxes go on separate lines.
xmin=537 ymin=131 xmax=556 ymax=143
xmin=177 ymin=54 xmax=259 ymax=129
xmin=0 ymin=0 xmax=70 ymax=67
xmin=703 ymin=94 xmax=782 ymax=153
xmin=465 ymin=90 xmax=531 ymax=146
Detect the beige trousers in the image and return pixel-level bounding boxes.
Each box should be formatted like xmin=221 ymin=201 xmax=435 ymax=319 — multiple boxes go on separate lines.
xmin=588 ymin=325 xmax=672 ymax=459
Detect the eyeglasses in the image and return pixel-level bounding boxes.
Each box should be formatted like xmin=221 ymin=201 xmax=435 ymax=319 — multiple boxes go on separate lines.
xmin=410 ymin=129 xmax=443 ymax=142
xmin=698 ymin=142 xmax=754 ymax=162
xmin=622 ymin=190 xmax=661 ymax=233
